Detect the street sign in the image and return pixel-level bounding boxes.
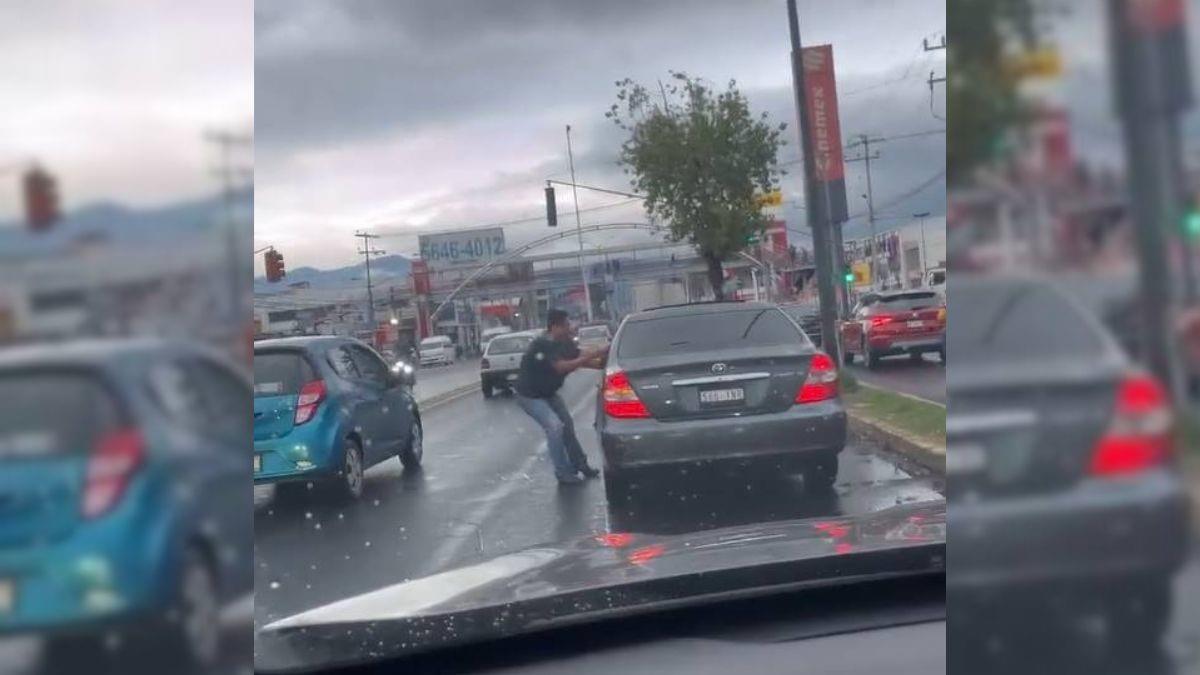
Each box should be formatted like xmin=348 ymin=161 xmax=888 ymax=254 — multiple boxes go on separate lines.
xmin=755 ymin=190 xmax=783 ymax=207
xmin=418 ymin=228 xmax=506 ymax=268
xmin=1002 ymin=47 xmax=1063 ymax=80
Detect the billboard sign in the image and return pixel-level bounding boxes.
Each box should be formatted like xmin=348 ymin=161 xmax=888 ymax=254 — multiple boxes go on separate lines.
xmin=801 ymin=45 xmax=849 ymax=224
xmin=418 ymin=228 xmax=506 ymax=268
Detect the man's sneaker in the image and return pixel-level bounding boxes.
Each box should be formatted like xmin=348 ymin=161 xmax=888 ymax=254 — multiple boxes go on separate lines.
xmin=579 ymin=466 xmax=601 ymax=479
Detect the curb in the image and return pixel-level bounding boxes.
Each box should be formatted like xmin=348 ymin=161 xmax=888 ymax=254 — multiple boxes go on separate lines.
xmin=847 ymin=410 xmax=945 ymax=474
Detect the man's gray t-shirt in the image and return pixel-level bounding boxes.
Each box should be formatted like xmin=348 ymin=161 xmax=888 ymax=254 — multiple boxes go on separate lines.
xmin=516 ymin=334 xmax=580 ymax=399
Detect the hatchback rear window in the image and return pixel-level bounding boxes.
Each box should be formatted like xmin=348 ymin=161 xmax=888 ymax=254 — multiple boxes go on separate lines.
xmin=0 ymin=371 xmax=123 ymax=457
xmin=618 ymin=309 xmax=801 ymax=357
xmin=487 ymin=336 xmax=533 ymax=354
xmin=578 ymin=327 xmax=609 ymax=339
xmin=876 ymin=292 xmax=940 ymax=312
xmin=254 ymin=351 xmax=316 ymax=397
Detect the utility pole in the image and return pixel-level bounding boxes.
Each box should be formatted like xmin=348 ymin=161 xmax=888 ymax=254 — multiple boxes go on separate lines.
xmin=565 ymin=125 xmax=594 ymax=323
xmin=1108 ymin=0 xmax=1192 ymax=401
xmin=354 ymin=231 xmax=385 ymax=327
xmin=786 ymin=0 xmax=840 ymax=364
xmin=205 ymin=129 xmax=252 ymax=324
xmin=846 ymin=135 xmax=884 ymax=289
xmin=914 ymin=212 xmax=931 ymax=281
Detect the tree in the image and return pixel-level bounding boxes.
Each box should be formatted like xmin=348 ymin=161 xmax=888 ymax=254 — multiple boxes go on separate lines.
xmin=607 ymin=72 xmax=786 ymax=300
xmin=948 ymin=0 xmax=1035 ymax=186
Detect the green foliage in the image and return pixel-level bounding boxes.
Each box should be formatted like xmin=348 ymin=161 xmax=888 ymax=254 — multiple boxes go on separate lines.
xmin=948 ymin=0 xmax=1034 ymax=186
xmin=607 ymin=72 xmax=786 ymax=298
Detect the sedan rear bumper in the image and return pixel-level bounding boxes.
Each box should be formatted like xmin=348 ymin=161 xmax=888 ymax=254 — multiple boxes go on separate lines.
xmin=599 ymin=399 xmax=846 ymax=470
xmin=948 ymin=468 xmax=1190 ymax=590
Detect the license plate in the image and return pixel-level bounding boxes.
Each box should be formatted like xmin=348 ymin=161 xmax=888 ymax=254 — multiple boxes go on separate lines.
xmin=0 ymin=580 xmax=13 ymax=614
xmin=700 ymin=387 xmax=745 ymax=404
xmin=254 ymin=455 xmax=262 ymax=473
xmin=947 ymin=443 xmax=986 ymax=474
xmin=907 ymin=320 xmax=923 ymax=328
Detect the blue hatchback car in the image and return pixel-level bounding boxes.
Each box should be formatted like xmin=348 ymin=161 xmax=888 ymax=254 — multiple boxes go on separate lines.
xmin=0 ymin=339 xmax=252 ymax=669
xmin=253 ymin=336 xmax=422 ymax=500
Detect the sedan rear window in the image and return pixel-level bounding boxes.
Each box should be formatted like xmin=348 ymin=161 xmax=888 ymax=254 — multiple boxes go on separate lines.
xmin=952 ymin=282 xmax=1106 ymax=362
xmin=618 ymin=309 xmax=801 ymax=357
xmin=254 ymin=351 xmax=316 ymax=397
xmin=487 ymin=336 xmax=533 ymax=355
xmin=0 ymin=371 xmax=122 ymax=457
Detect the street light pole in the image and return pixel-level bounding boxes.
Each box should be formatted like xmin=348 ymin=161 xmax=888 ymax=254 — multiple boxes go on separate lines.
xmin=566 ymin=125 xmax=594 ymax=323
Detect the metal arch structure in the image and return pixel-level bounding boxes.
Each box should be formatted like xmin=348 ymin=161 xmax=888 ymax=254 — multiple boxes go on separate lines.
xmin=428 ymin=221 xmax=773 ymax=319
xmin=430 ymin=222 xmax=666 ymax=319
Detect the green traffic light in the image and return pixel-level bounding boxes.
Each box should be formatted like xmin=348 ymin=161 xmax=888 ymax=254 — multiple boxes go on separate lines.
xmin=1186 ymin=211 xmax=1200 ymax=238
xmin=844 ymin=272 xmax=854 ymax=283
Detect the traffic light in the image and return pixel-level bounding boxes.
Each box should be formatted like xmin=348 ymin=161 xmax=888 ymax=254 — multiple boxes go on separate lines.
xmin=264 ymin=249 xmax=286 ymax=282
xmin=1186 ymin=208 xmax=1200 ymax=238
xmin=23 ymin=167 xmax=59 ymax=231
xmin=545 ymin=186 xmax=557 ymax=227
xmin=844 ymin=271 xmax=854 ymax=284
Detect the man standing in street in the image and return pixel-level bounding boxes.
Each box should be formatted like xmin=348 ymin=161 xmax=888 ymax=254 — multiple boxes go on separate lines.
xmin=516 ymin=309 xmax=606 ymax=484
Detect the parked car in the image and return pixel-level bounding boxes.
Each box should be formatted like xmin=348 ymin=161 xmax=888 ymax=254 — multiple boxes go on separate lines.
xmin=480 ymin=330 xmax=539 ymax=398
xmin=575 ymin=324 xmax=612 ymax=351
xmin=948 ymin=276 xmax=1190 ymax=656
xmin=418 ymin=335 xmax=456 ymax=367
xmin=479 ymin=326 xmax=513 ymax=354
xmin=839 ymin=289 xmax=945 ymax=368
xmin=253 ymin=336 xmax=421 ymax=501
xmin=0 ymin=339 xmax=253 ymax=669
xmin=596 ymin=302 xmax=846 ymax=504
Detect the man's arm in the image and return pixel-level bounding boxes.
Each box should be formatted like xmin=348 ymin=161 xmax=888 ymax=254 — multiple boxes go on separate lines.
xmin=552 ymin=348 xmax=602 ymax=375
xmin=580 ymin=346 xmax=609 ymax=370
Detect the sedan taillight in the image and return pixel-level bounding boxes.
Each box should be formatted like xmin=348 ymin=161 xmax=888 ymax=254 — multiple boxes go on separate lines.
xmin=1089 ymin=372 xmax=1173 ymax=477
xmin=295 ymin=380 xmax=327 ymax=425
xmin=83 ymin=428 xmax=144 ymax=519
xmin=603 ymin=370 xmax=650 ymax=418
xmin=795 ymin=352 xmax=838 ymax=403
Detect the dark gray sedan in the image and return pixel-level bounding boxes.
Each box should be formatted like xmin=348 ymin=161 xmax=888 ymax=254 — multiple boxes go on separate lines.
xmin=596 ymin=302 xmax=847 ymax=504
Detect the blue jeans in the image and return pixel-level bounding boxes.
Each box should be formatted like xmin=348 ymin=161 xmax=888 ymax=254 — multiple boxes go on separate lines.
xmin=517 ymin=394 xmax=590 ymax=480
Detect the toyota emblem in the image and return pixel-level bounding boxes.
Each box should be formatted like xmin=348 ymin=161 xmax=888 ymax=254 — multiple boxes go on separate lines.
xmin=711 ymin=363 xmax=727 ymax=374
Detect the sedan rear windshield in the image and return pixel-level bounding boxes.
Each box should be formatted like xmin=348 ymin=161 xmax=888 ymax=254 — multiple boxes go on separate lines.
xmin=952 ymin=282 xmax=1106 ymax=362
xmin=487 ymin=336 xmax=533 ymax=354
xmin=875 ymin=292 xmax=940 ymax=312
xmin=0 ymin=371 xmax=123 ymax=457
xmin=254 ymin=351 xmax=316 ymax=398
xmin=618 ymin=309 xmax=801 ymax=358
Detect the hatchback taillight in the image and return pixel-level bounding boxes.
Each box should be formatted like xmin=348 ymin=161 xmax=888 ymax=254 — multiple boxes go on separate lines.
xmin=1089 ymin=372 xmax=1173 ymax=477
xmin=796 ymin=352 xmax=838 ymax=403
xmin=295 ymin=380 xmax=327 ymax=425
xmin=83 ymin=428 xmax=144 ymax=519
xmin=603 ymin=370 xmax=650 ymax=419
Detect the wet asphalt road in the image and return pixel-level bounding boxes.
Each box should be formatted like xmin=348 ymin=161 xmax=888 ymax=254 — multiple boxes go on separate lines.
xmin=253 ymin=370 xmax=945 ymax=632
xmin=845 ymin=352 xmax=946 ymax=404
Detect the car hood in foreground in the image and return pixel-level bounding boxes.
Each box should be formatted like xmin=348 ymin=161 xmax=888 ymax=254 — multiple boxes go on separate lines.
xmin=256 ymin=500 xmax=945 ymax=672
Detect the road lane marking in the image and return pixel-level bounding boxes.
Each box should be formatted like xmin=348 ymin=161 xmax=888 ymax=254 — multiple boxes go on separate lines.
xmin=419 ymin=388 xmax=595 ymax=576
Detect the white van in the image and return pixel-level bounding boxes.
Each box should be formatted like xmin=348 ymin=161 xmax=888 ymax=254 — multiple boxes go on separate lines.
xmin=418 ymin=335 xmax=456 ymax=366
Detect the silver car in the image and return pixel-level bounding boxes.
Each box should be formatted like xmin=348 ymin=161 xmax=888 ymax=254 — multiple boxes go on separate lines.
xmin=480 ymin=331 xmax=539 ymax=398
xmin=596 ymin=302 xmax=846 ymax=504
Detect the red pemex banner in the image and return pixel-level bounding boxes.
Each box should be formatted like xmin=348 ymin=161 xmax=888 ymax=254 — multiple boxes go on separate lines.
xmin=800 ymin=44 xmax=849 ymax=224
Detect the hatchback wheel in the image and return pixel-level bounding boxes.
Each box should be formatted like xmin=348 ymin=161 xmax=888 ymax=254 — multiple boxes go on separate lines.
xmin=400 ymin=417 xmax=423 ymax=470
xmin=168 ymin=547 xmax=221 ymax=669
xmin=338 ymin=438 xmax=365 ymax=500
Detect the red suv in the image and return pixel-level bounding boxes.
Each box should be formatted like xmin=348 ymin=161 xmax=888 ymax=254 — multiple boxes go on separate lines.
xmin=840 ymin=290 xmax=946 ymax=369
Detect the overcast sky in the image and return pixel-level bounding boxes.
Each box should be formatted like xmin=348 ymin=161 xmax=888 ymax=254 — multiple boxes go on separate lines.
xmin=255 ymin=0 xmax=948 ymax=272
xmin=0 ymin=0 xmax=252 ymax=224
